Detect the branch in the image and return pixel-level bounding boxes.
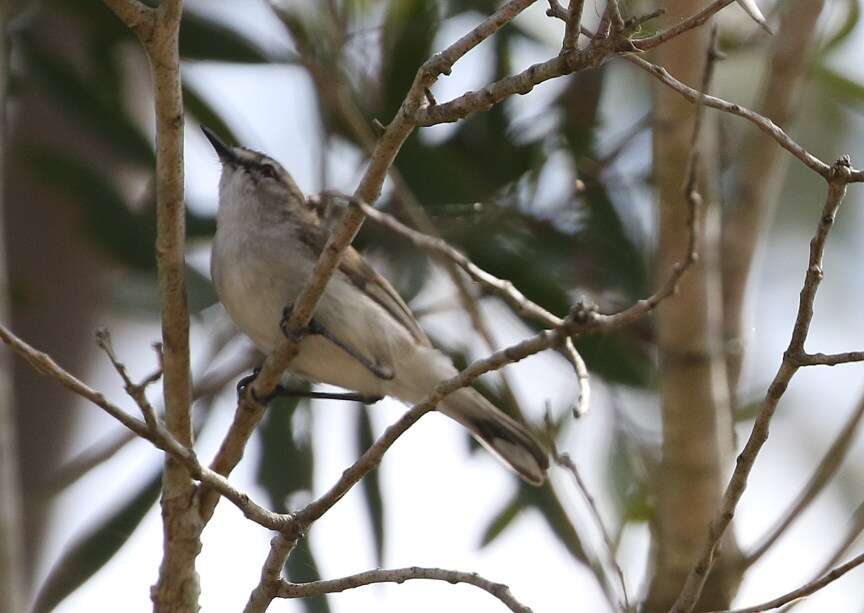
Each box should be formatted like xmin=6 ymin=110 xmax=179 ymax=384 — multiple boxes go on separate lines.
xmin=627 ymin=55 xmax=832 ymax=178
xmin=632 ymin=0 xmax=735 ymax=51
xmin=95 ymin=328 xmax=162 ymax=430
xmin=670 ymin=159 xmax=854 ymax=613
xmin=555 ymin=452 xmax=629 ymax=610
xmin=563 ymin=338 xmax=590 ymax=417
xmin=244 ymin=534 xmax=299 ymax=613
xmin=790 ymin=351 xmax=864 ymax=367
xmin=347 ymin=196 xmax=561 ymax=328
xmin=0 ymin=322 xmax=291 ymax=532
xmin=722 ymin=0 xmax=828 ymax=398
xmin=561 ymin=0 xmax=587 ymax=53
xmin=708 ymin=552 xmax=864 ymax=613
xmin=277 ymin=567 xmax=533 ymax=613
xmin=337 ymin=196 xmax=594 ymax=415
xmin=745 ymin=394 xmax=864 ymax=566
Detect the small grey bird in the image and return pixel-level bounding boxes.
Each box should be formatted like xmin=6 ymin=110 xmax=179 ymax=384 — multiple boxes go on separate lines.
xmin=203 ymin=127 xmax=548 ymax=486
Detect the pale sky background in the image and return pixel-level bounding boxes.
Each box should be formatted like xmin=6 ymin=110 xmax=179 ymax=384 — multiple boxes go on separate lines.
xmin=35 ymin=1 xmax=864 ymax=611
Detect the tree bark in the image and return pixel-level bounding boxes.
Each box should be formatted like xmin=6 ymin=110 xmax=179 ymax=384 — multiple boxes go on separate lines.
xmin=644 ymin=1 xmax=741 ymax=608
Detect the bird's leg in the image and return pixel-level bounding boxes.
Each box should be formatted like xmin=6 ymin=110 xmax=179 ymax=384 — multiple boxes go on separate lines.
xmin=280 ymin=306 xmax=395 ymax=381
xmin=237 ymin=366 xmax=382 ymax=405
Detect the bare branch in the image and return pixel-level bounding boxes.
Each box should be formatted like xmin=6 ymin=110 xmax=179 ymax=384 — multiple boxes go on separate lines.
xmin=338 ymin=195 xmax=595 ymax=415
xmin=792 ymin=351 xmax=864 ymax=367
xmin=627 ymin=55 xmax=832 ymax=178
xmin=0 ymin=323 xmax=291 ymax=532
xmin=707 ymin=552 xmax=864 ymax=613
xmin=95 ymin=328 xmax=162 ymax=430
xmin=633 ymin=0 xmax=735 ymax=51
xmin=562 ymin=0 xmax=587 ymax=53
xmin=555 ymin=452 xmax=629 ymax=610
xmin=671 ymin=159 xmax=853 ymax=613
xmin=347 ymin=196 xmax=561 ymax=328
xmin=277 ymin=567 xmax=533 ymax=613
xmin=244 ymin=534 xmax=299 ymax=613
xmin=745 ymin=395 xmax=864 ymax=566
xmin=605 ymin=0 xmax=625 ymax=32
xmin=723 ymin=0 xmax=828 ymax=397
xmin=546 ymin=0 xmax=567 ymax=20
xmin=563 ymin=338 xmax=590 ymax=417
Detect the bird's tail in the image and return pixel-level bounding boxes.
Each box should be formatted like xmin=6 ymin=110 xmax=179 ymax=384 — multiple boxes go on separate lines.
xmin=390 ymin=345 xmax=549 ymax=485
xmin=439 ymin=387 xmax=549 ymax=486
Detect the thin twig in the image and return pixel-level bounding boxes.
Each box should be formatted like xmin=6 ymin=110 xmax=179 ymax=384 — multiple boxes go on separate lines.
xmin=632 ymin=0 xmax=735 ymax=51
xmin=563 ymin=338 xmax=590 ymax=417
xmin=605 ymin=0 xmax=625 ymax=32
xmin=745 ymin=395 xmax=864 ymax=566
xmin=562 ymin=0 xmax=587 ymax=53
xmin=722 ymin=0 xmax=828 ymax=398
xmin=95 ymin=328 xmax=162 ymax=430
xmin=0 ymin=322 xmax=290 ymax=531
xmin=627 ymin=55 xmax=832 ymax=178
xmin=707 ymin=552 xmax=864 ymax=613
xmin=338 ymin=195 xmax=595 ymax=413
xmin=671 ymin=159 xmax=854 ymax=613
xmin=348 ymin=197 xmax=561 ymax=329
xmin=277 ymin=567 xmax=534 ymax=613
xmin=779 ymin=502 xmax=864 ymax=612
xmin=556 ymin=452 xmax=630 ymax=611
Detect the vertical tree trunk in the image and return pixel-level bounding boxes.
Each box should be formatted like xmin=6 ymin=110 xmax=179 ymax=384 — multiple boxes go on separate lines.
xmin=0 ymin=4 xmax=24 ymax=610
xmin=644 ymin=2 xmax=742 ymax=609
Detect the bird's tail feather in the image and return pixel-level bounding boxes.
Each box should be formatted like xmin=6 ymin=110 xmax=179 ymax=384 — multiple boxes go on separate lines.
xmin=390 ymin=345 xmax=549 ymax=485
xmin=441 ymin=388 xmax=549 ymax=486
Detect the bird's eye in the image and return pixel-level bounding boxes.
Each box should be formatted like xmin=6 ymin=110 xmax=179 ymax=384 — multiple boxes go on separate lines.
xmin=260 ymin=164 xmax=278 ymax=180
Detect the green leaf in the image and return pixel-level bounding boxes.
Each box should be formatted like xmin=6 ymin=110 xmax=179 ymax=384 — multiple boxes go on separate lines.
xmin=183 ymin=83 xmax=241 ymax=147
xmin=531 ymin=483 xmax=591 ymax=563
xmin=815 ymin=65 xmax=864 ymax=112
xmin=33 ymin=470 xmax=162 ymax=613
xmin=479 ymin=491 xmax=524 ymax=546
xmin=380 ymin=0 xmax=439 ymax=118
xmin=356 ymin=406 xmax=385 ymax=565
xmin=286 ymin=539 xmax=332 ymax=613
xmin=257 ymin=394 xmax=313 ymax=506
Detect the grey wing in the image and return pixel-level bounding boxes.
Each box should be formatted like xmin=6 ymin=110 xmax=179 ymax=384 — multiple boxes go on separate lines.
xmin=339 ymin=249 xmax=432 ymax=348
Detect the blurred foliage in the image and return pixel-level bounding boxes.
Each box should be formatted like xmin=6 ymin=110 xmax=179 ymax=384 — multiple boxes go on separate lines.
xmin=24 ymin=0 xmax=864 ymax=609
xmin=257 ymin=393 xmax=331 ymax=613
xmin=32 ymin=470 xmax=163 ymax=613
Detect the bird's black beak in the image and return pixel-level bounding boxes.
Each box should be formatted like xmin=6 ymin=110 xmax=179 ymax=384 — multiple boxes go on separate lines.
xmin=201 ymin=125 xmax=237 ymax=165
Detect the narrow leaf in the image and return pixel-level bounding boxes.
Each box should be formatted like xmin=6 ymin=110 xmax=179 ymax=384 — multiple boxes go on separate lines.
xmin=33 ymin=470 xmax=162 ymax=613
xmin=480 ymin=491 xmax=524 ymax=546
xmin=356 ymin=406 xmax=385 ymax=565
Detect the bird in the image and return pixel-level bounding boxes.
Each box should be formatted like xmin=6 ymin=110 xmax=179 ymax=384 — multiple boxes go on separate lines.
xmin=202 ymin=126 xmax=549 ymax=485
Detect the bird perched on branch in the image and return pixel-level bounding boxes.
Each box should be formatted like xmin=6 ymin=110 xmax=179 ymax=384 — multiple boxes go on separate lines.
xmin=203 ymin=126 xmax=548 ymax=485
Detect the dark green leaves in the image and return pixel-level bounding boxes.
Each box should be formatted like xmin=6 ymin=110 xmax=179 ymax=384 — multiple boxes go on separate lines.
xmin=356 ymin=406 xmax=386 ymax=565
